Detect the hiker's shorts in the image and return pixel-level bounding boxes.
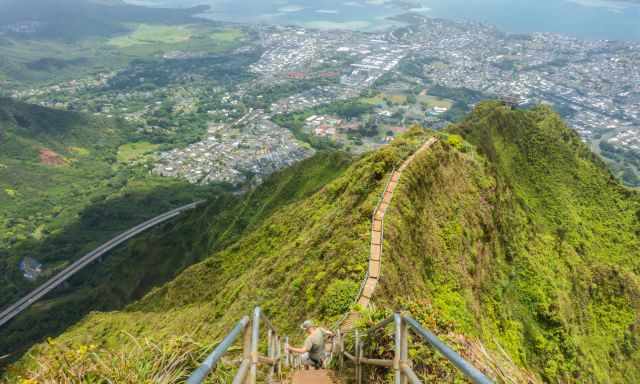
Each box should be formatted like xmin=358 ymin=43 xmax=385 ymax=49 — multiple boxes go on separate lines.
xmin=301 ymin=352 xmax=323 ymax=368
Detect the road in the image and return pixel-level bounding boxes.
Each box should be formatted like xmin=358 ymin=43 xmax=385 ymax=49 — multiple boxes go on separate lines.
xmin=0 ymin=201 xmax=205 ymax=329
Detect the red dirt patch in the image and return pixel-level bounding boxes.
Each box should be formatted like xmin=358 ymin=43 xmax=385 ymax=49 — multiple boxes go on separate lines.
xmin=39 ymin=148 xmax=66 ymax=166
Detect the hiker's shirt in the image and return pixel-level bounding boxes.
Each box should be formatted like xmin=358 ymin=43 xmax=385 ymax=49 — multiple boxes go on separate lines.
xmin=303 ymin=329 xmax=326 ymax=361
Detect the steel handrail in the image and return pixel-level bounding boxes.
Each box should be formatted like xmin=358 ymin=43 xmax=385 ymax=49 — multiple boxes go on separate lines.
xmin=187 ymin=316 xmax=250 ymax=384
xmin=404 ymin=315 xmax=492 ymax=384
xmin=187 ymin=307 xmax=285 ymax=384
xmin=334 ymin=312 xmax=494 ymax=384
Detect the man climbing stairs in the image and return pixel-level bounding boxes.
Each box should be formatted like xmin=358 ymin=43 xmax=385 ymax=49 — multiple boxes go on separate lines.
xmin=185 ymin=137 xmax=497 ymax=384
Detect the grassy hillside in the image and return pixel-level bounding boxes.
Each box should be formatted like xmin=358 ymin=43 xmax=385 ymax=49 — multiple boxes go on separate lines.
xmin=0 ymin=99 xmax=216 ymax=342
xmin=3 ymin=128 xmax=431 ymax=382
xmin=0 ymin=149 xmax=351 ymax=366
xmin=375 ymin=102 xmax=640 ymax=382
xmin=4 ymin=103 xmax=639 ymax=383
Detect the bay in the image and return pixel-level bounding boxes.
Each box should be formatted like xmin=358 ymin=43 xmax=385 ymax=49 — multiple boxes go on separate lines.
xmin=124 ymin=0 xmax=640 ymax=40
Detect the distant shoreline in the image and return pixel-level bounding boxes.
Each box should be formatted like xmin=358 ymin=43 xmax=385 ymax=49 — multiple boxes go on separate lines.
xmin=121 ymin=0 xmax=640 ymax=41
xmin=568 ymin=0 xmax=640 ymax=8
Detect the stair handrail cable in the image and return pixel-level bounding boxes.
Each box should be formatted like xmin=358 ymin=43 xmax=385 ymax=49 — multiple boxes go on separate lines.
xmin=334 ymin=311 xmax=494 ymax=384
xmin=187 ymin=307 xmax=286 ymax=384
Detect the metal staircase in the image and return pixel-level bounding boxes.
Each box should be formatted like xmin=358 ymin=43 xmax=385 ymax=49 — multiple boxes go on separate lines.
xmin=338 ymin=137 xmax=438 ymax=331
xmin=186 ymin=137 xmax=493 ymax=383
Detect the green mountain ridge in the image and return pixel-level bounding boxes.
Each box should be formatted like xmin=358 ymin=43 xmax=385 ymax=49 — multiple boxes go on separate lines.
xmin=3 ymin=102 xmax=640 ymax=383
xmin=0 ymin=97 xmax=130 ymax=305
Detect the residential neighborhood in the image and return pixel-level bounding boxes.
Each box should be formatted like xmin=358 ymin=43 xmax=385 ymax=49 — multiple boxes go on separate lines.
xmin=153 ymin=109 xmax=314 ymax=186
xmin=6 ymin=17 xmax=640 ymax=185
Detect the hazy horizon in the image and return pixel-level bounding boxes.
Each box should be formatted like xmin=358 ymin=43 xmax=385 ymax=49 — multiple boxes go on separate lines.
xmin=123 ymin=0 xmax=640 ymax=40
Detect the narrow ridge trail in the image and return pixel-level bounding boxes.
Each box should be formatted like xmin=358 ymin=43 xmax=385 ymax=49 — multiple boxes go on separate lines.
xmin=292 ymin=137 xmax=438 ymax=384
xmin=340 ymin=137 xmax=438 ymax=331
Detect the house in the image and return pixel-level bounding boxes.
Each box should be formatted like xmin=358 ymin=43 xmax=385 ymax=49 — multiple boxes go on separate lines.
xmin=19 ymin=257 xmax=43 ymax=281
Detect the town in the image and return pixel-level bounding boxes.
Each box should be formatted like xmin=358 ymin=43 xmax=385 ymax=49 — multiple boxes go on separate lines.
xmin=6 ymin=16 xmax=640 ymax=186
xmin=153 ymin=109 xmax=314 ymax=186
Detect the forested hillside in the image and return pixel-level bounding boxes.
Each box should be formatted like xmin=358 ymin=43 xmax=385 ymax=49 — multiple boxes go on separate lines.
xmin=0 ymin=98 xmax=215 ymax=355
xmin=376 ymin=102 xmax=640 ymax=382
xmin=4 ymin=103 xmax=639 ymax=383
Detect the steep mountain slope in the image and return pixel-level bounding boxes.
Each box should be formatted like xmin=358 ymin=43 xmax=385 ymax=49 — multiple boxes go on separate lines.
xmin=377 ymin=102 xmax=640 ymax=382
xmin=0 ymin=149 xmax=350 ymax=365
xmin=4 ymin=103 xmax=639 ymax=383
xmin=0 ymin=97 xmax=130 ymax=304
xmin=0 ymin=98 xmax=216 ymax=355
xmin=3 ymin=128 xmax=432 ymax=382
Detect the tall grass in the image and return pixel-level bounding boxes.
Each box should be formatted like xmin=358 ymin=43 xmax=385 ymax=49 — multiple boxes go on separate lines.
xmin=15 ymin=333 xmax=221 ymax=383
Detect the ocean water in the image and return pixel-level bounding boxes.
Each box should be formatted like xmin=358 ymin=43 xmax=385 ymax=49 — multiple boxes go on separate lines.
xmin=124 ymin=0 xmax=640 ymax=40
xmin=423 ymin=0 xmax=640 ymax=41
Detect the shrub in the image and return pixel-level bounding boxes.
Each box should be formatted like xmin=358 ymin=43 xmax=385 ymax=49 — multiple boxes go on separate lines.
xmin=320 ymin=279 xmax=359 ymax=316
xmin=447 ymin=134 xmax=465 ymax=150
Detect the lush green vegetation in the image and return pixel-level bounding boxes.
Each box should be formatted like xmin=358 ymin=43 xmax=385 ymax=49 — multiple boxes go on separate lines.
xmin=108 ymin=24 xmax=193 ymax=48
xmin=4 ymin=103 xmax=639 ymax=383
xmin=0 ymin=98 xmax=218 ymax=351
xmin=4 ymin=128 xmax=429 ymax=382
xmin=117 ymin=142 xmax=160 ymax=163
xmin=374 ymin=102 xmax=640 ymax=382
xmin=0 ymin=146 xmax=351 ymax=366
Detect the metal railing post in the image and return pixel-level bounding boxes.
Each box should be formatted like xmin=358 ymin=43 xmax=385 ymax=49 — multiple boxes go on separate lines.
xmin=338 ymin=330 xmax=344 ymax=371
xmin=242 ymin=318 xmax=252 ymax=384
xmin=355 ymin=330 xmax=362 ymax=384
xmin=394 ymin=312 xmax=403 ymax=384
xmin=276 ymin=335 xmax=281 ymax=375
xmin=249 ymin=307 xmax=261 ymax=384
xmin=285 ymin=336 xmax=290 ymax=368
xmin=359 ymin=336 xmax=365 ymax=384
xmin=400 ymin=315 xmax=409 ymax=384
xmin=267 ymin=328 xmax=273 ymax=384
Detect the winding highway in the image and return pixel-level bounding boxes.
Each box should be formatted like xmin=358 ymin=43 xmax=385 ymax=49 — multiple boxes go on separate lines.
xmin=0 ymin=201 xmax=205 ymax=329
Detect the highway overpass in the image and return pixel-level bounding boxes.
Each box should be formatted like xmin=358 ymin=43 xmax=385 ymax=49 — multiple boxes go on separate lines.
xmin=0 ymin=201 xmax=204 ymax=329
